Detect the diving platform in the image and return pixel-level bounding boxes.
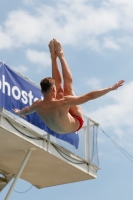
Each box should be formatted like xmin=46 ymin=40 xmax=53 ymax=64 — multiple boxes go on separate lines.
xmin=0 ymin=107 xmax=99 ymax=198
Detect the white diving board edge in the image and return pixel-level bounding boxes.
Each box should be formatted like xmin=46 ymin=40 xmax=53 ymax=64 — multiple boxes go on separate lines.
xmin=0 ymin=108 xmax=100 ymax=198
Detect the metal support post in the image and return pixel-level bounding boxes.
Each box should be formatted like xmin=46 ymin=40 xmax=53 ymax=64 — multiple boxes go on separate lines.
xmin=87 ymin=119 xmax=91 ymax=164
xmin=47 ymin=134 xmax=50 ymax=152
xmin=4 ymin=149 xmax=32 ymax=200
xmin=84 ymin=127 xmax=86 ymax=160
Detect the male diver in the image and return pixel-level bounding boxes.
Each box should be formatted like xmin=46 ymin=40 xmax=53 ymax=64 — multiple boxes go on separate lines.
xmin=13 ymin=39 xmax=125 ymax=134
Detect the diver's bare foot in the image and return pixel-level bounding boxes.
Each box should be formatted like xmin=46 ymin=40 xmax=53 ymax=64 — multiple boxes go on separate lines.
xmin=48 ymin=39 xmax=57 ymax=59
xmin=53 ymin=39 xmax=64 ymax=58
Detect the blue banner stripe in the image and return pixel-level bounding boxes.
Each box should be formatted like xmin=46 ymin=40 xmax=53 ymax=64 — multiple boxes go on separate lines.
xmin=0 ymin=62 xmax=79 ymax=148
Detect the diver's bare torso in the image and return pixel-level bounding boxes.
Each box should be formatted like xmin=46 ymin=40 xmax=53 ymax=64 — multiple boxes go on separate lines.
xmin=35 ymin=99 xmax=80 ymax=134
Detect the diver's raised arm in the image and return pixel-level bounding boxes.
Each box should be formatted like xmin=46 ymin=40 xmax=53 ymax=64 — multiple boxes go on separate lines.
xmin=64 ymin=80 xmax=125 ymax=106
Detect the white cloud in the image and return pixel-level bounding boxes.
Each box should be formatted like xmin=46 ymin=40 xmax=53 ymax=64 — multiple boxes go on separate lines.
xmin=22 ymin=0 xmax=34 ymax=5
xmin=26 ymin=49 xmax=51 ymax=68
xmin=103 ymin=37 xmax=120 ymax=50
xmin=89 ymin=86 xmax=131 ymax=128
xmin=5 ymin=10 xmax=42 ymax=46
xmin=87 ymin=77 xmax=102 ymax=89
xmin=0 ymin=0 xmax=132 ymax=51
xmin=0 ymin=26 xmax=12 ymax=50
xmin=13 ymin=65 xmax=29 ymax=73
xmin=118 ymin=36 xmax=133 ymax=48
xmin=87 ymin=81 xmax=133 ymax=151
xmin=105 ymin=0 xmax=133 ymax=30
xmin=87 ymin=38 xmax=101 ymax=52
xmin=0 ymin=4 xmax=116 ymax=48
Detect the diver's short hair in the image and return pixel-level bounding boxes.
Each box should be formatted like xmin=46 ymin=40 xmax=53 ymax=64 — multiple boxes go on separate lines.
xmin=40 ymin=77 xmax=55 ymax=93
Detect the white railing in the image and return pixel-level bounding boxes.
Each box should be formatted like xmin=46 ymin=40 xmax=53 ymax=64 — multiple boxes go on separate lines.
xmin=49 ymin=115 xmax=99 ymax=168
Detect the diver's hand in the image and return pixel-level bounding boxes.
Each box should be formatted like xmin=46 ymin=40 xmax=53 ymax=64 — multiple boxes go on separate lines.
xmin=111 ymin=80 xmax=125 ymax=90
xmin=12 ymin=109 xmax=26 ymax=118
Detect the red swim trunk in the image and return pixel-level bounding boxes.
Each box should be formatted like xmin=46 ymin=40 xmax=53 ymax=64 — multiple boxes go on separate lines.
xmin=72 ymin=115 xmax=84 ymax=131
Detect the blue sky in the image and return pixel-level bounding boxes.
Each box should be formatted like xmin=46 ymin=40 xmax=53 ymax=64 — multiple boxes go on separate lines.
xmin=0 ymin=0 xmax=133 ymax=199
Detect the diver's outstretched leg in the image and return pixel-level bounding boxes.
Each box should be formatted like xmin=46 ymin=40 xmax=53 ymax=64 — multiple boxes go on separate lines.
xmin=49 ymin=39 xmax=64 ymax=99
xmin=54 ymin=39 xmax=83 ymax=118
